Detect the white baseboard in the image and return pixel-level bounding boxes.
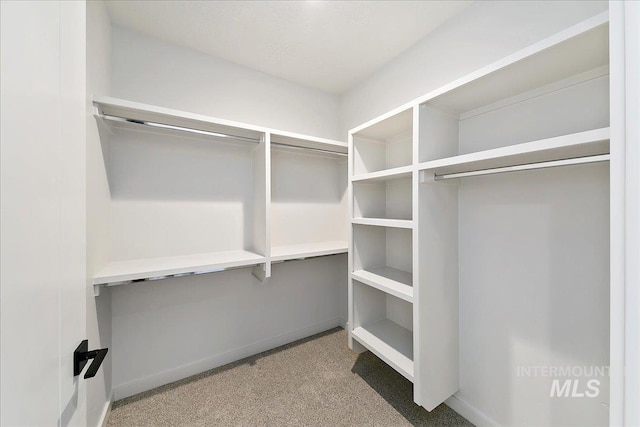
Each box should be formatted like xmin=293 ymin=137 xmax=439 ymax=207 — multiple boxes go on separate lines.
xmin=113 ymin=318 xmax=342 ymax=400
xmin=97 ymin=391 xmax=113 ymax=427
xmin=445 ymin=394 xmax=500 ymax=427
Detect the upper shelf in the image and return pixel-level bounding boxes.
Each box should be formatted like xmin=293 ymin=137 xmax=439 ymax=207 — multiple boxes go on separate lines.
xmin=271 ymin=132 xmax=347 ymax=154
xmin=418 ymin=127 xmax=610 ymax=178
xmin=426 ymin=16 xmax=609 ymax=115
xmin=349 ymin=12 xmax=609 ymax=136
xmin=93 ymin=96 xmax=347 ymax=153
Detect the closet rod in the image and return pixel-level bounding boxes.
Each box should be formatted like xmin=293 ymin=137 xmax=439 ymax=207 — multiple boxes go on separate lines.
xmin=433 ymin=154 xmax=610 ymax=181
xmin=99 ymin=114 xmax=262 ymax=144
xmin=271 ymin=142 xmax=348 ymax=156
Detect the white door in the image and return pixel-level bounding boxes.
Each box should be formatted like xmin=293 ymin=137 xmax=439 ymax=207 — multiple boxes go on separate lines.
xmin=1 ymin=1 xmax=87 ymax=426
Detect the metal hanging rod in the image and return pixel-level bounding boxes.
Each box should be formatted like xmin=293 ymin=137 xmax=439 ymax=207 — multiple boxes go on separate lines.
xmin=433 ymin=154 xmax=610 ymax=181
xmin=99 ymin=113 xmax=263 ymax=144
xmin=271 ymin=142 xmax=347 ymax=156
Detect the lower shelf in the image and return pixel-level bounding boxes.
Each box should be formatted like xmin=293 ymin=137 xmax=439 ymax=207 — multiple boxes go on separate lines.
xmin=271 ymin=241 xmax=348 ymax=262
xmin=93 ymin=249 xmax=265 ymax=285
xmin=352 ymin=319 xmax=414 ymax=381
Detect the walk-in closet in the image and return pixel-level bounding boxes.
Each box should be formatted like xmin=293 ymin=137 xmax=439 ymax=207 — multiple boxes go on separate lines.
xmin=1 ymin=1 xmax=638 ymax=427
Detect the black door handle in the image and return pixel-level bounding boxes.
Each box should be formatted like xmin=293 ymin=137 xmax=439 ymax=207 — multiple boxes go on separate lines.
xmin=74 ymin=340 xmax=108 ymax=379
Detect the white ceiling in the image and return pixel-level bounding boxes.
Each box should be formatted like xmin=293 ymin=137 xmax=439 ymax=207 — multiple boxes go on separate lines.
xmin=105 ymin=1 xmax=472 ymax=94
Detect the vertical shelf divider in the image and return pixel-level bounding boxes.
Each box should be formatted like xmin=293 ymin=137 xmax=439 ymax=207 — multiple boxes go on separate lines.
xmin=251 ymin=132 xmax=271 ymax=281
xmin=416 ymin=101 xmax=460 ymax=411
xmin=411 ymin=104 xmax=421 ymax=405
xmin=348 ymin=132 xmax=367 ymax=353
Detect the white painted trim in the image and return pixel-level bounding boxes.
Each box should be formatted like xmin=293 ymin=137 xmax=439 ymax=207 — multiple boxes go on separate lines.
xmin=97 ymin=391 xmax=113 ymax=427
xmin=112 ymin=318 xmax=342 ymax=400
xmin=445 ymin=394 xmax=500 ymax=427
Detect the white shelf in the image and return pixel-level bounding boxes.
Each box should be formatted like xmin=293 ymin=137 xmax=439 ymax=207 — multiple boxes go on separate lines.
xmin=351 ymin=165 xmax=413 ymax=183
xmin=352 ymin=267 xmax=413 ymax=302
xmin=352 ymin=319 xmax=414 ymax=381
xmin=270 ymin=241 xmax=348 ymax=262
xmin=94 ymin=96 xmax=347 ymax=153
xmin=428 ymin=20 xmax=609 ymax=114
xmin=418 ymin=127 xmax=610 ymax=177
xmin=94 ymin=96 xmax=264 ymax=142
xmin=351 ymin=218 xmax=413 ymax=229
xmin=93 ymin=250 xmax=265 ymax=285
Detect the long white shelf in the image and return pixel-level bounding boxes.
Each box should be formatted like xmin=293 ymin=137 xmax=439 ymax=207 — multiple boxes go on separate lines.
xmin=270 ymin=241 xmax=348 ymax=262
xmin=351 ymin=165 xmax=413 ymax=183
xmin=93 ymin=96 xmax=347 ymax=153
xmin=351 ymin=218 xmax=413 ymax=229
xmin=418 ymin=127 xmax=610 ymax=178
xmin=93 ymin=249 xmax=265 ymax=285
xmin=352 ymin=319 xmax=414 ymax=381
xmin=352 ymin=267 xmax=413 ymax=302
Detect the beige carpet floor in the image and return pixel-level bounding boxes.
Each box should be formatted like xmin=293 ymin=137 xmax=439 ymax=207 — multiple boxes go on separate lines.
xmin=107 ymin=328 xmax=472 ymax=426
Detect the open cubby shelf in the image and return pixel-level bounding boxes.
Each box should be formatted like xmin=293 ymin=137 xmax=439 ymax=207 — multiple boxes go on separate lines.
xmin=352 ymin=225 xmax=413 ymax=275
xmin=352 ymin=319 xmax=414 ymax=380
xmin=353 ymin=176 xmax=412 ymax=223
xmin=351 ymin=280 xmax=414 ymax=380
xmin=352 ymin=109 xmax=413 ymax=176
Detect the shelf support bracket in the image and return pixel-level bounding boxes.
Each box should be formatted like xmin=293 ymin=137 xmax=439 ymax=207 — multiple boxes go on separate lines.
xmin=251 ymin=263 xmax=270 ymax=283
xmin=419 ymin=170 xmax=436 ymax=184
